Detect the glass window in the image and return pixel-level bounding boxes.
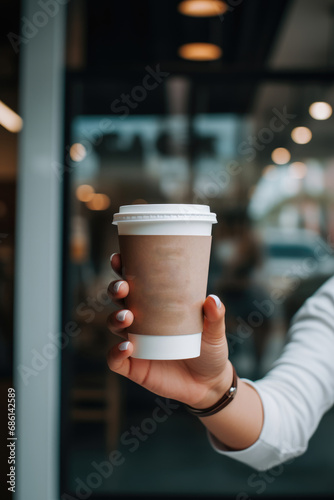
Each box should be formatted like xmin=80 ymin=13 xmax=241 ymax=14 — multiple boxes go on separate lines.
xmin=60 ymin=75 xmax=334 ymax=497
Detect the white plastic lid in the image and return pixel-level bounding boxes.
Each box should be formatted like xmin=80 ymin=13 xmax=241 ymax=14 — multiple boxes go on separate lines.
xmin=113 ymin=204 xmax=217 ymax=224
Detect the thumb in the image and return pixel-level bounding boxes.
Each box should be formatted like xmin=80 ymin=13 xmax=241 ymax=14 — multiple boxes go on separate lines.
xmin=202 ymin=294 xmax=226 ymax=345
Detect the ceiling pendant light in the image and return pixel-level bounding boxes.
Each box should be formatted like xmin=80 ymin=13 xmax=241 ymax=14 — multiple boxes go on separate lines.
xmin=178 ymin=42 xmax=222 ymax=61
xmin=178 ymin=0 xmax=228 ymax=17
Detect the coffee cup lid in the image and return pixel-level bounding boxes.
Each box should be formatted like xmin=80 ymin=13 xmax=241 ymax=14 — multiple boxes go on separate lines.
xmin=113 ymin=204 xmax=217 ymax=224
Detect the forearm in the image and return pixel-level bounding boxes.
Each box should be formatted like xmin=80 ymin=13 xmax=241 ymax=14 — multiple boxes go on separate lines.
xmin=202 ymin=277 xmax=334 ymax=469
xmin=198 ymin=377 xmax=264 ymax=451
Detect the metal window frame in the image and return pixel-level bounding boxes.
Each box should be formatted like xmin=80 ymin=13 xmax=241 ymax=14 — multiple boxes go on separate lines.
xmin=14 ymin=1 xmax=66 ymax=498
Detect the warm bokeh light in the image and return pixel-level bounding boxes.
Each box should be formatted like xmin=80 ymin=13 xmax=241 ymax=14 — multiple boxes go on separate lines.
xmin=178 ymin=0 xmax=228 ymax=17
xmin=262 ymin=164 xmax=276 ymax=177
xmin=76 ymin=184 xmax=95 ymax=202
xmin=271 ymin=147 xmax=291 ymax=165
xmin=0 ymin=101 xmax=23 ymax=133
xmin=178 ymin=43 xmax=222 ymax=61
xmin=132 ymin=199 xmax=148 ymax=204
xmin=291 ymin=126 xmax=312 ymax=144
xmin=86 ymin=193 xmax=110 ymax=211
xmin=309 ymin=101 xmax=332 ymax=120
xmin=70 ymin=143 xmax=87 ymax=162
xmin=289 ymin=162 xmax=308 ymax=179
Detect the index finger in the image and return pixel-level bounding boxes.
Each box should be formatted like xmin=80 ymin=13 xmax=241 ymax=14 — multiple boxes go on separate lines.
xmin=110 ymin=253 xmax=122 ymax=277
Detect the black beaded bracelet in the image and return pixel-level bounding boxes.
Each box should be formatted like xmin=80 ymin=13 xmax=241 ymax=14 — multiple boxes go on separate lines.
xmin=185 ymin=365 xmax=238 ymax=417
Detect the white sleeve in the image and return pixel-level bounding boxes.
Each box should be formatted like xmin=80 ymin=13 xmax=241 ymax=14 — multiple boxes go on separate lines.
xmin=209 ymin=276 xmax=334 ymax=471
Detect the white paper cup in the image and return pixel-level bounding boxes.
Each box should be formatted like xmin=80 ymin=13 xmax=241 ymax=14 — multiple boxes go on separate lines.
xmin=112 ymin=204 xmax=217 ymax=360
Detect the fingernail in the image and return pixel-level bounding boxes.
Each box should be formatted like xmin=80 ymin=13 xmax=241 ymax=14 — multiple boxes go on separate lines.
xmin=113 ymin=280 xmax=125 ymax=293
xmin=110 ymin=253 xmax=117 ymax=263
xmin=116 ymin=310 xmax=129 ymax=322
xmin=119 ymin=341 xmax=130 ymax=351
xmin=209 ymin=294 xmax=222 ymax=309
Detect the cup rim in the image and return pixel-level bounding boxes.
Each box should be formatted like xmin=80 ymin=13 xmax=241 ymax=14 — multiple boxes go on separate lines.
xmin=113 ymin=204 xmax=217 ymax=224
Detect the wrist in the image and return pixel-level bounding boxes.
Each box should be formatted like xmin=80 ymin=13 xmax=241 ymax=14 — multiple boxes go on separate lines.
xmin=191 ymin=360 xmax=234 ymax=410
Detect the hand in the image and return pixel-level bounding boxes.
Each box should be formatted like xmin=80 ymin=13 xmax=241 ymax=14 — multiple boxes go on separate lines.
xmin=106 ymin=253 xmax=232 ymax=409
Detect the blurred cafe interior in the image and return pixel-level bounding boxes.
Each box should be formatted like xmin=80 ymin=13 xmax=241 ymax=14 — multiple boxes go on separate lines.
xmin=1 ymin=0 xmax=334 ymax=498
